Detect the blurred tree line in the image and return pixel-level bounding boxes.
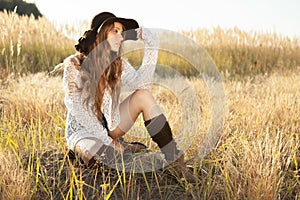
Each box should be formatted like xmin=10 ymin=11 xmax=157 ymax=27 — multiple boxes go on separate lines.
xmin=0 ymin=0 xmax=42 ymax=18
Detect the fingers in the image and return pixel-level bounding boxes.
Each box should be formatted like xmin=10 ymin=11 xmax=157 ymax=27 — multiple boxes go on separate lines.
xmin=111 ymin=140 xmax=124 ymax=153
xmin=135 ymin=27 xmax=142 ymax=40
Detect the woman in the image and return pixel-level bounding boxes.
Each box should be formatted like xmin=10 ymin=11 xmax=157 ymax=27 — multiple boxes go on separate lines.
xmin=63 ymin=12 xmax=196 ymax=183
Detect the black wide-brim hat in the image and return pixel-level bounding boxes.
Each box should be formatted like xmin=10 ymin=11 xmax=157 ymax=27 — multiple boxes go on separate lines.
xmin=91 ymin=12 xmax=139 ymax=40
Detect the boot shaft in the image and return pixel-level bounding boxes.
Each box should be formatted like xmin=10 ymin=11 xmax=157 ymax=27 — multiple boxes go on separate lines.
xmin=144 ymin=114 xmax=180 ymax=162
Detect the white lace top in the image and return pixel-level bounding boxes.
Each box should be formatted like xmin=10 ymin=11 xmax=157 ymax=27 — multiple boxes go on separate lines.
xmin=63 ymin=27 xmax=159 ymax=150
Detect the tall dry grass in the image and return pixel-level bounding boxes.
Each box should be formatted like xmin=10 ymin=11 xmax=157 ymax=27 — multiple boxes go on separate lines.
xmin=0 ymin=70 xmax=299 ymax=199
xmin=125 ymin=27 xmax=300 ymax=78
xmin=0 ymin=9 xmax=299 ymax=199
xmin=183 ymin=27 xmax=300 ymax=78
xmin=0 ymin=153 xmax=31 ymax=200
xmin=0 ymin=10 xmax=75 ymax=76
xmin=1 ymin=10 xmax=299 ymax=79
xmin=212 ymin=72 xmax=300 ymax=199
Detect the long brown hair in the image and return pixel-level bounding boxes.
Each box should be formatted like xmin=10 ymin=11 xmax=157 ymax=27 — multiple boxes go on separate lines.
xmin=77 ymin=22 xmax=123 ymax=121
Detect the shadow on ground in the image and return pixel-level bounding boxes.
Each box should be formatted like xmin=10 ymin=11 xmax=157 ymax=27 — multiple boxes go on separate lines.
xmin=22 ymin=149 xmax=200 ymax=200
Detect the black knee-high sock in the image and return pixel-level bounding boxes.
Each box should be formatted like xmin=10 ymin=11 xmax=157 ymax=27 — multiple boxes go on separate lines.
xmin=144 ymin=114 xmax=179 ymax=162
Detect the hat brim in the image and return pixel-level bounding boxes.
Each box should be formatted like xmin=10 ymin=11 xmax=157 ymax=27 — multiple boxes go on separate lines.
xmin=99 ymin=17 xmax=139 ymax=40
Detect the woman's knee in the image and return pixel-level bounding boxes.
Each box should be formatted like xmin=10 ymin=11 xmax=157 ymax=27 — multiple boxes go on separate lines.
xmin=131 ymin=89 xmax=163 ymax=120
xmin=132 ymin=89 xmax=155 ymax=103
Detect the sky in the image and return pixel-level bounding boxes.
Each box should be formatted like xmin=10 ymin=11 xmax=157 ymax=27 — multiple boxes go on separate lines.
xmin=27 ymin=0 xmax=300 ymax=39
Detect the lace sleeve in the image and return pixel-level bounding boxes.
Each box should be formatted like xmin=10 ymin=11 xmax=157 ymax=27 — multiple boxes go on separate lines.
xmin=121 ymin=27 xmax=159 ymax=91
xmin=63 ymin=55 xmax=113 ymax=146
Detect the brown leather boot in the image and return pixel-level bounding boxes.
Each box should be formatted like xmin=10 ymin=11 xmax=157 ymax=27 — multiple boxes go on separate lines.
xmin=165 ymin=153 xmax=197 ymax=184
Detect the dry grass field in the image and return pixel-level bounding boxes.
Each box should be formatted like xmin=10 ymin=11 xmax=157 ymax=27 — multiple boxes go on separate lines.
xmin=0 ymin=10 xmax=299 ymax=199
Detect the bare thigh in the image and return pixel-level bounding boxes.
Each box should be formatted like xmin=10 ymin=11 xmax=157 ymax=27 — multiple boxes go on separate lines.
xmin=109 ymin=89 xmax=163 ymax=140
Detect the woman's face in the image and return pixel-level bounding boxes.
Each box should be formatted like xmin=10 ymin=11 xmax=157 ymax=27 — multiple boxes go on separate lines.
xmin=107 ymin=22 xmax=124 ymax=52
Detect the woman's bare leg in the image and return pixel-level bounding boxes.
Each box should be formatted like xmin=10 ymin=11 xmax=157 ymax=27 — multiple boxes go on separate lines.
xmin=73 ymin=89 xmax=159 ymax=166
xmin=109 ymin=89 xmax=163 ymax=140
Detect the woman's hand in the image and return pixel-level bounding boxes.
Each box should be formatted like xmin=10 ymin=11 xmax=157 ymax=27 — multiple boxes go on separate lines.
xmin=136 ymin=27 xmax=143 ymax=40
xmin=110 ymin=139 xmax=124 ymax=153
